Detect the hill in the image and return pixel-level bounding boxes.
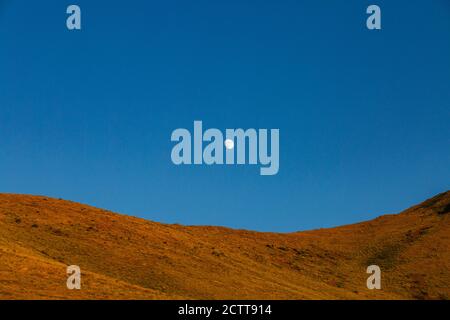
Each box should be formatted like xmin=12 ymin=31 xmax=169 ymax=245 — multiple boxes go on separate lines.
xmin=0 ymin=191 xmax=449 ymax=299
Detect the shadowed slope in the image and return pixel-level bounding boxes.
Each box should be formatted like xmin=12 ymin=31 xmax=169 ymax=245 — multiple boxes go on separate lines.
xmin=0 ymin=191 xmax=449 ymax=299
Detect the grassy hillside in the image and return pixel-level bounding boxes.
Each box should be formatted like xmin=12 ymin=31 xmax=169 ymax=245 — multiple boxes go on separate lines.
xmin=0 ymin=191 xmax=449 ymax=299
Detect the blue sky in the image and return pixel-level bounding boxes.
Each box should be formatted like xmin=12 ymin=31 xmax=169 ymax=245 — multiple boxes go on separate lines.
xmin=0 ymin=0 xmax=449 ymax=232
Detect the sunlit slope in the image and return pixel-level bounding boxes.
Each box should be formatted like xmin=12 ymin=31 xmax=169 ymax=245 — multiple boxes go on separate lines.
xmin=0 ymin=191 xmax=449 ymax=299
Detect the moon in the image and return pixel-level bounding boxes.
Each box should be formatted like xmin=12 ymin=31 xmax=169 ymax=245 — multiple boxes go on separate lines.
xmin=224 ymin=139 xmax=234 ymax=150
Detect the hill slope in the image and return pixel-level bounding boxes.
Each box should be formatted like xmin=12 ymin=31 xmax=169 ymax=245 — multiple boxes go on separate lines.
xmin=0 ymin=191 xmax=449 ymax=300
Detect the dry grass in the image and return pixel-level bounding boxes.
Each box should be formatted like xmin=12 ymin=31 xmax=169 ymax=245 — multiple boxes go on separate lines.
xmin=0 ymin=191 xmax=449 ymax=300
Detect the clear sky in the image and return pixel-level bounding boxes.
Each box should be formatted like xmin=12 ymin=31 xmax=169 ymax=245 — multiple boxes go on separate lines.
xmin=0 ymin=0 xmax=449 ymax=232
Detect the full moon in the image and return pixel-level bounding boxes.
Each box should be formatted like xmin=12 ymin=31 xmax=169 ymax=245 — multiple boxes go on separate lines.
xmin=224 ymin=139 xmax=234 ymax=150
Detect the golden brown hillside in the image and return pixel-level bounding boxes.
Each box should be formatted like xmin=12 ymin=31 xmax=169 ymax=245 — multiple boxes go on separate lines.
xmin=0 ymin=192 xmax=449 ymax=300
